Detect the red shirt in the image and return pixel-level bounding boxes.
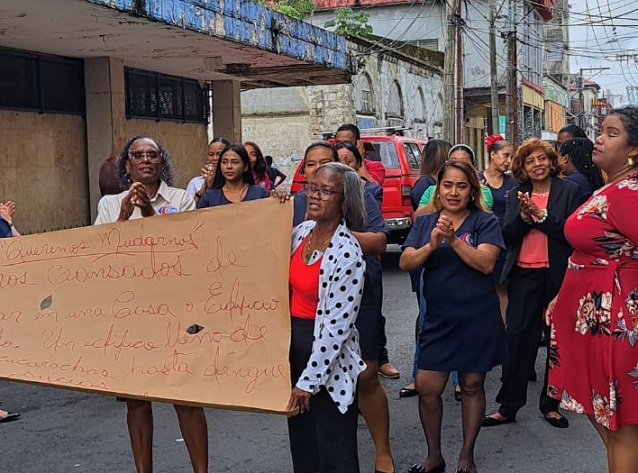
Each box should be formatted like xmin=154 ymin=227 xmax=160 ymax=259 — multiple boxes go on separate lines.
xmin=365 ymin=159 xmax=386 ymax=185
xmin=290 ymin=238 xmax=322 ymax=319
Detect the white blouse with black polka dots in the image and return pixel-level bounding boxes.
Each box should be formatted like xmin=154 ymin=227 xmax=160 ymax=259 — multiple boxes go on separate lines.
xmin=291 ymin=220 xmax=368 ymax=414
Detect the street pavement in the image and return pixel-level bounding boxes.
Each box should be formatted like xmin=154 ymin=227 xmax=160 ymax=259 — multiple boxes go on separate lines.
xmin=2 ymin=248 xmax=607 ymax=473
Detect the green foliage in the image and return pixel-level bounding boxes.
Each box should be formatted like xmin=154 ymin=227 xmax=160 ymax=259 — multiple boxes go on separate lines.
xmin=259 ymin=0 xmax=315 ymax=20
xmin=324 ymin=8 xmax=373 ymax=37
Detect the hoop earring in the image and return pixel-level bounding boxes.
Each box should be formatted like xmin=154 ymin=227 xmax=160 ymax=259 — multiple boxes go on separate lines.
xmin=629 ymin=155 xmax=636 ymax=167
xmin=550 ymin=166 xmax=556 ymax=174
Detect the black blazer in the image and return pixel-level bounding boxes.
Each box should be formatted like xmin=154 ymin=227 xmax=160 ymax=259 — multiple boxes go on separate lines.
xmin=500 ymin=177 xmax=580 ymax=287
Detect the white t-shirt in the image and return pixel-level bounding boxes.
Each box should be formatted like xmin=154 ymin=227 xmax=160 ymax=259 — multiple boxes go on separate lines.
xmin=185 ymin=176 xmax=205 ymax=198
xmin=94 ymin=181 xmax=196 ymax=225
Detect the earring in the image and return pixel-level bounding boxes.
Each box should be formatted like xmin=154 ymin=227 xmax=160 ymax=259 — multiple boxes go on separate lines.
xmin=550 ymin=166 xmax=556 ymax=174
xmin=629 ymin=155 xmax=636 ymax=166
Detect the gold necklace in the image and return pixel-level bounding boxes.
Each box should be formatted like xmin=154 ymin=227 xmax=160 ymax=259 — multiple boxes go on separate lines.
xmin=303 ymin=230 xmax=333 ymax=262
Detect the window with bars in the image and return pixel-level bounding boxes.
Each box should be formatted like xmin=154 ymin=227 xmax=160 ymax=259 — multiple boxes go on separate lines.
xmin=0 ymin=49 xmax=85 ymax=114
xmin=125 ymin=68 xmax=208 ymax=123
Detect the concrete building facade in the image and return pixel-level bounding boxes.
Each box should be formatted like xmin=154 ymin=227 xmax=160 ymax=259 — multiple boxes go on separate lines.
xmin=0 ymin=0 xmax=351 ymax=233
xmin=241 ymin=36 xmax=444 ymax=175
xmin=311 ymin=0 xmax=553 ymax=166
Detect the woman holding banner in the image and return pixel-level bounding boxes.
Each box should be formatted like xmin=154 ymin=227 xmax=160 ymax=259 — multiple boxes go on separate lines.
xmin=287 ymin=162 xmax=367 ymax=473
xmin=0 ymin=200 xmax=21 ymax=423
xmin=94 ymin=136 xmax=207 ymax=473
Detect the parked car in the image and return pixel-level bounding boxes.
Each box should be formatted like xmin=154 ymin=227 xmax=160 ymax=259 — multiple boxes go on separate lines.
xmin=291 ymin=131 xmax=427 ymax=244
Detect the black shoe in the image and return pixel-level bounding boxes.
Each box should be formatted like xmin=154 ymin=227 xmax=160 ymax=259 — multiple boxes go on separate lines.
xmin=408 ymin=459 xmax=446 ymax=473
xmin=481 ymin=413 xmax=515 ymax=427
xmin=543 ymin=412 xmax=569 ymax=428
xmin=399 ymin=387 xmax=418 ymax=398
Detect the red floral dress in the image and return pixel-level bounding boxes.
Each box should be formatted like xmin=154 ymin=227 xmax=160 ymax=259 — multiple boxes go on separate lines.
xmin=548 ymin=173 xmax=638 ymax=430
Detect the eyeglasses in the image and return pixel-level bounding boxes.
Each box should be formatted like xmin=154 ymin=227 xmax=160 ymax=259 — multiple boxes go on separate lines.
xmin=304 ymin=184 xmax=343 ymax=200
xmin=129 ymin=151 xmax=161 ymax=162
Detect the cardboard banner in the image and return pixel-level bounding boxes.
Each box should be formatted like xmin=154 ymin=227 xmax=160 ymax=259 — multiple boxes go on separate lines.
xmin=0 ymin=199 xmax=293 ymax=414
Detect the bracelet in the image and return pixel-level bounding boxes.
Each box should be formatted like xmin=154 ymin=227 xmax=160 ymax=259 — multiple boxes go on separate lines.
xmin=535 ymin=208 xmax=548 ymax=224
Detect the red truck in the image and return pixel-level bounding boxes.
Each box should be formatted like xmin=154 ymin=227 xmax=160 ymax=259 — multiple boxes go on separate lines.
xmin=291 ymin=131 xmax=427 ymax=244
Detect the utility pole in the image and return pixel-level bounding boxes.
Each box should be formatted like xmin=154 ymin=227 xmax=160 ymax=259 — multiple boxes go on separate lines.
xmin=488 ymin=0 xmax=499 ymax=136
xmin=578 ymin=66 xmax=610 ymax=136
xmin=443 ymin=0 xmax=456 ymax=142
xmin=455 ymin=0 xmax=463 ymax=143
xmin=505 ymin=0 xmax=518 ymax=146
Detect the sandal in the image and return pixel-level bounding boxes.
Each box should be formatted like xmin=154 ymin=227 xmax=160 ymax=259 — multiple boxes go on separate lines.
xmin=0 ymin=409 xmax=20 ymax=423
xmin=408 ymin=459 xmax=446 ymax=473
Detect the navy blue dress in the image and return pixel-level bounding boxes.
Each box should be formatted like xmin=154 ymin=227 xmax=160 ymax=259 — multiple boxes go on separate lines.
xmin=196 ymin=185 xmax=270 ymax=208
xmin=293 ymin=189 xmax=388 ymax=359
xmin=403 ymin=210 xmax=505 ymax=372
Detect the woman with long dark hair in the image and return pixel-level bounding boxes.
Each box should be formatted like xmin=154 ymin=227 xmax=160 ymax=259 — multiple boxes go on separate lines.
xmin=410 ymin=140 xmax=452 ymax=210
xmin=244 ymin=141 xmax=272 ymax=191
xmin=400 ymin=160 xmax=505 ymax=473
xmin=186 ymin=137 xmax=230 ymax=203
xmin=196 ymin=144 xmax=270 ymax=208
xmin=558 ymin=137 xmax=604 ymax=204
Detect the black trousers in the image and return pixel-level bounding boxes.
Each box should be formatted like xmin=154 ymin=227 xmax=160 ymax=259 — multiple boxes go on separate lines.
xmin=496 ymin=267 xmax=560 ymax=418
xmin=288 ymin=317 xmax=360 ymax=473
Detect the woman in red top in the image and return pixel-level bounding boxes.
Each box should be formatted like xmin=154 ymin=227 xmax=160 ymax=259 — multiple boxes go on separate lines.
xmin=288 ymin=162 xmax=367 ymax=473
xmin=483 ymin=138 xmax=580 ymax=429
xmin=547 ymin=106 xmax=638 ymax=473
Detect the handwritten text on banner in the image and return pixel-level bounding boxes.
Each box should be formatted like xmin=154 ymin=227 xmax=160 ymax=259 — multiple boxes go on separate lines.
xmin=0 ymin=199 xmax=293 ymax=414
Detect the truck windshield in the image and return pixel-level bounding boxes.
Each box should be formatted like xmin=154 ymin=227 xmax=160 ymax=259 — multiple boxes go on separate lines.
xmin=365 ymin=141 xmax=400 ymax=169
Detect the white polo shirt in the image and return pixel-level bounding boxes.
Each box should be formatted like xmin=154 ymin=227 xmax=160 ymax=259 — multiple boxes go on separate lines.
xmin=95 ymin=181 xmax=196 ymax=225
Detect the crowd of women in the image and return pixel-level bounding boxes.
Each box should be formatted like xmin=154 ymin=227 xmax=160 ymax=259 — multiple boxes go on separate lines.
xmin=2 ymin=106 xmax=638 ymax=473
xmin=399 ymin=110 xmax=638 ymax=473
